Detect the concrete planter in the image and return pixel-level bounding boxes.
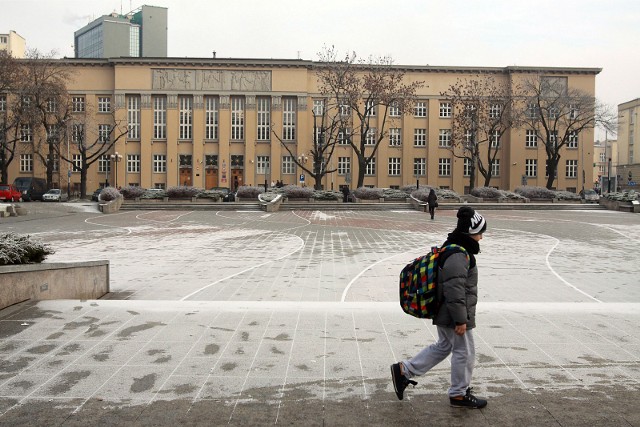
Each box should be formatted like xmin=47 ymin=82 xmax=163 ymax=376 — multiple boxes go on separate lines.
xmin=99 ymin=196 xmax=123 ymax=214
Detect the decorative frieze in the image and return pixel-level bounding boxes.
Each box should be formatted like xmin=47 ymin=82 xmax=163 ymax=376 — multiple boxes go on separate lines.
xmin=152 ymin=69 xmax=272 ymax=92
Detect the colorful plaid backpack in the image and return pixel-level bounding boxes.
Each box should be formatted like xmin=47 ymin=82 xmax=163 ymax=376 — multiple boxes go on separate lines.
xmin=399 ymin=244 xmax=468 ymax=319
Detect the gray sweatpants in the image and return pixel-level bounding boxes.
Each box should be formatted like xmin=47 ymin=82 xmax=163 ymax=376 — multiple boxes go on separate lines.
xmin=401 ymin=326 xmax=475 ymax=398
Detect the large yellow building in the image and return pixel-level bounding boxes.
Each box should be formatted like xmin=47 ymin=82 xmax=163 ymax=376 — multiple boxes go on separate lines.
xmin=6 ymin=57 xmax=600 ymax=194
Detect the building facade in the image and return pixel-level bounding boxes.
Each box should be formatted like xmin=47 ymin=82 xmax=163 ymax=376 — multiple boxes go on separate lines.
xmin=0 ymin=30 xmax=26 ymax=58
xmin=615 ymin=98 xmax=640 ymax=191
xmin=5 ymin=58 xmax=599 ymax=195
xmin=593 ymin=138 xmax=618 ymax=191
xmin=74 ymin=5 xmax=167 ymax=58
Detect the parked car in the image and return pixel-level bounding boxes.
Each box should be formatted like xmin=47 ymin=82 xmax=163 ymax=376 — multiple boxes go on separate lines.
xmin=583 ymin=189 xmax=600 ymax=202
xmin=91 ymin=188 xmax=102 ymax=202
xmin=42 ymin=189 xmax=69 ymax=202
xmin=0 ymin=184 xmax=23 ymax=202
xmin=13 ymin=177 xmax=47 ymax=201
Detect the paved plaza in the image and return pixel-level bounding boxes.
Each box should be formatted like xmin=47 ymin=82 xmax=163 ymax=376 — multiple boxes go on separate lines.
xmin=1 ymin=202 xmax=639 ymax=426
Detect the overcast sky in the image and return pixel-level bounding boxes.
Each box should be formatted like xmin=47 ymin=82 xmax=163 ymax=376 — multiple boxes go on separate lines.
xmin=2 ymin=0 xmax=639 ymax=136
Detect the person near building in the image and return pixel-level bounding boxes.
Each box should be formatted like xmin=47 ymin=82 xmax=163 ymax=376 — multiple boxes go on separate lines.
xmin=390 ymin=206 xmax=488 ymax=409
xmin=427 ymin=189 xmax=438 ymax=220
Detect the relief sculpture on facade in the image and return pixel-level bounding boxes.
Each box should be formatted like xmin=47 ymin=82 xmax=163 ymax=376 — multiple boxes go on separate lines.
xmin=153 ymin=69 xmax=272 ymax=91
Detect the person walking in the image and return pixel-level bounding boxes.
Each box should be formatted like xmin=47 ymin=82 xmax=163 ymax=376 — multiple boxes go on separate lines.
xmin=427 ymin=188 xmax=438 ymax=220
xmin=390 ymin=206 xmax=488 ymax=409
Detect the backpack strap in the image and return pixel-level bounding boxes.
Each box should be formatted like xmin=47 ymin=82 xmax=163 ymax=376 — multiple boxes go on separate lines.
xmin=437 ymin=244 xmax=469 ymax=268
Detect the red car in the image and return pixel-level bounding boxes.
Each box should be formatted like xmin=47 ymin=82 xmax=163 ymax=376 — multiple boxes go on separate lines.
xmin=0 ymin=184 xmax=23 ymax=202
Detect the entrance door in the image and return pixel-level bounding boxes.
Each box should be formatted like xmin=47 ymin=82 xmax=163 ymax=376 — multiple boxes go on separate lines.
xmin=231 ymin=169 xmax=243 ymax=191
xmin=205 ymin=168 xmax=218 ymax=189
xmin=179 ymin=168 xmax=192 ymax=186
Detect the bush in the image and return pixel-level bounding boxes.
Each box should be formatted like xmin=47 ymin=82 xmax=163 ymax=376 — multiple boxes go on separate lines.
xmin=140 ymin=189 xmax=166 ymax=199
xmin=99 ymin=187 xmax=121 ymax=202
xmin=312 ymin=190 xmax=341 ymax=201
xmin=353 ymin=187 xmax=383 ymax=200
xmin=411 ymin=187 xmax=461 ymax=202
xmin=166 ymin=186 xmax=201 ymax=198
xmin=604 ymin=190 xmax=638 ymax=202
xmin=197 ymin=189 xmax=224 ymax=201
xmin=382 ymin=188 xmax=410 ymax=200
xmin=236 ymin=185 xmax=264 ymax=198
xmin=282 ymin=185 xmax=313 ymax=199
xmin=470 ymin=187 xmax=503 ymax=199
xmin=0 ymin=233 xmax=54 ymax=265
xmin=119 ymin=185 xmax=146 ymax=200
xmin=515 ymin=186 xmax=556 ymax=199
xmin=554 ymin=190 xmax=581 ymax=201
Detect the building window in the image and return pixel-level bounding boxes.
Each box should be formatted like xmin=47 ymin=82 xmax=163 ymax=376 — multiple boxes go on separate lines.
xmin=71 ymin=124 xmax=84 ymax=144
xmin=204 ymin=96 xmax=219 ymax=140
xmin=98 ymin=96 xmax=111 ymax=113
xmin=256 ymin=156 xmax=270 ymax=174
xmin=566 ymin=160 xmax=577 ymax=178
xmin=489 ymin=104 xmax=501 ymax=119
xmin=98 ymin=155 xmax=111 ymax=173
xmin=339 ymin=102 xmax=350 ymax=117
xmin=72 ymin=154 xmax=82 ymax=172
xmin=526 ymin=102 xmax=538 ymax=119
xmin=568 ymin=131 xmax=578 ymax=148
xmin=179 ymin=96 xmax=193 ymax=140
xmin=491 ymin=159 xmax=500 ymax=176
xmin=388 ymin=157 xmax=401 ymax=176
xmin=438 ymin=129 xmax=451 ymax=147
xmin=205 ymin=155 xmax=218 ymax=169
xmin=127 ymin=154 xmax=140 ymax=173
xmin=153 ymin=154 xmax=166 ymax=173
xmin=282 ymin=156 xmax=295 ymax=175
xmin=525 ymin=159 xmax=537 ymax=177
xmin=20 ymin=124 xmax=32 ymax=142
xmin=548 ymin=106 xmax=559 ymax=119
xmin=312 ymin=99 xmax=324 ymax=116
xmin=599 ymin=152 xmax=606 ymax=162
xmin=438 ymin=158 xmax=451 ymax=176
xmin=153 ymin=96 xmax=166 ymax=140
xmin=127 ymin=95 xmax=140 ymax=140
xmin=338 ymin=157 xmax=351 ymax=175
xmin=19 ymin=154 xmax=32 ymax=172
xmin=338 ymin=128 xmax=351 ymax=145
xmin=550 ymin=130 xmax=558 ymax=148
xmin=413 ymin=158 xmax=426 ymax=177
xmin=389 ymin=102 xmax=401 ymax=117
xmin=46 ymin=98 xmax=57 ymax=113
xmin=414 ymin=129 xmax=426 ymax=147
xmin=490 ymin=130 xmax=500 ymax=148
xmin=463 ymin=158 xmax=471 ymax=177
xmin=0 ymin=94 xmax=6 ymax=112
xmin=365 ymin=100 xmax=376 ymax=117
xmin=98 ymin=124 xmax=110 ymax=143
xmin=414 ymin=101 xmax=427 ymax=117
xmin=389 ymin=128 xmax=401 ymax=146
xmin=570 ymin=104 xmax=578 ymax=120
xmin=283 ymin=97 xmax=296 ymax=141
xmin=365 ymin=128 xmax=376 ymax=145
xmin=46 ymin=124 xmax=58 ymax=142
xmin=439 ymin=102 xmax=452 ymax=118
xmin=231 ymin=96 xmax=245 ymax=140
xmin=366 ymin=157 xmax=376 ymax=175
xmin=72 ymin=96 xmax=85 ymax=113
xmin=464 ymin=130 xmax=474 ymax=145
xmin=257 ymin=97 xmax=271 ymax=141
xmin=525 ymin=130 xmax=538 ymax=148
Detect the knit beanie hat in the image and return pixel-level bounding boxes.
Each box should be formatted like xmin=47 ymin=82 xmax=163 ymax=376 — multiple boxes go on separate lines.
xmin=456 ymin=206 xmax=487 ymax=235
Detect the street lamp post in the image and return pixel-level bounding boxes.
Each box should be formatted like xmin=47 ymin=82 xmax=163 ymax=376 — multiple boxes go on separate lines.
xmin=110 ymin=152 xmax=123 ymax=188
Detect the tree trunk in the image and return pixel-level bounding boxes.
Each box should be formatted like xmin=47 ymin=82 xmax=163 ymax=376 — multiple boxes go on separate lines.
xmin=80 ymin=168 xmax=88 ymax=199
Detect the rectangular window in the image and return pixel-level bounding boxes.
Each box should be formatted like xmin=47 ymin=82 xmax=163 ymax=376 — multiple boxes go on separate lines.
xmin=98 ymin=96 xmax=111 ymax=113
xmin=257 ymin=97 xmax=271 ymax=141
xmin=98 ymin=124 xmax=110 ymax=143
xmin=550 ymin=130 xmax=558 ymax=147
xmin=205 ymin=96 xmax=219 ymax=140
xmin=205 ymin=155 xmax=218 ymax=169
xmin=127 ymin=95 xmax=140 ymax=140
xmin=570 ymin=104 xmax=578 ymax=120
xmin=525 ymin=159 xmax=537 ymax=177
xmin=439 ymin=102 xmax=452 ymax=118
xmin=599 ymin=152 xmax=606 ymax=162
xmin=525 ymin=129 xmax=538 ymax=148
xmin=548 ymin=106 xmax=559 ymax=119
xmin=231 ymin=96 xmax=244 ymax=140
xmin=127 ymin=154 xmax=140 ymax=173
xmin=463 ymin=158 xmax=471 ymax=177
xmin=20 ymin=154 xmax=33 ymax=172
xmin=46 ymin=125 xmax=58 ymax=142
xmin=389 ymin=128 xmax=401 ymax=146
xmin=312 ymin=99 xmax=324 ymax=116
xmin=413 ymin=158 xmax=426 ymax=177
xmin=338 ymin=157 xmax=351 ymax=175
xmin=46 ymin=98 xmax=57 ymax=113
xmin=389 ymin=102 xmax=400 ymax=117
xmin=491 ymin=159 xmax=500 ymax=177
xmin=179 ymin=96 xmax=192 ymax=140
xmin=438 ymin=158 xmax=451 ymax=176
xmin=72 ymin=154 xmax=82 ymax=172
xmin=365 ymin=100 xmax=376 ymax=117
xmin=366 ymin=157 xmax=376 ymax=175
xmin=464 ymin=130 xmax=474 ymax=144
xmin=283 ymin=97 xmax=296 ymax=141
xmin=72 ymin=124 xmax=84 ymax=144
xmin=282 ymin=156 xmax=295 ymax=175
xmin=338 ymin=128 xmax=351 ymax=145
xmin=180 ymin=155 xmax=193 ymax=167
xmin=20 ymin=124 xmax=31 ymax=142
xmin=489 ymin=104 xmax=501 ymax=119
xmin=388 ymin=157 xmax=401 ymax=176
xmin=256 ymin=156 xmax=270 ymax=174
xmin=153 ymin=154 xmax=166 ymax=173
xmin=414 ymin=129 xmax=426 ymax=147
xmin=153 ymin=96 xmax=166 ymax=140
xmin=98 ymin=155 xmax=111 ymax=173
xmin=72 ymin=96 xmax=85 ymax=113
xmin=526 ymin=102 xmax=538 ymax=119
xmin=566 ymin=160 xmax=577 ymax=178
xmin=365 ymin=128 xmax=376 ymax=145
xmin=414 ymin=101 xmax=427 ymax=117
xmin=339 ymin=102 xmax=350 ymax=117
xmin=438 ymin=129 xmax=451 ymax=147
xmin=0 ymin=94 xmax=6 ymax=111
xmin=490 ymin=130 xmax=500 ymax=148
xmin=568 ymin=131 xmax=578 ymax=148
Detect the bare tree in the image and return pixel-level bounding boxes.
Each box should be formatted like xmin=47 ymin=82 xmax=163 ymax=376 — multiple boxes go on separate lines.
xmin=316 ymin=46 xmax=423 ymax=188
xmin=520 ymin=76 xmax=616 ymax=189
xmin=443 ymin=75 xmax=521 ymax=190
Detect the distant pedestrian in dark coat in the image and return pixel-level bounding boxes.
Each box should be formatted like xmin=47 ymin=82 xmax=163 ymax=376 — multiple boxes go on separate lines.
xmin=427 ymin=189 xmax=438 ymax=220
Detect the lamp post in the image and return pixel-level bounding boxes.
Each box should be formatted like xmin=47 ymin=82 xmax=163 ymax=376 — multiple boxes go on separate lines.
xmin=110 ymin=152 xmax=123 ymax=188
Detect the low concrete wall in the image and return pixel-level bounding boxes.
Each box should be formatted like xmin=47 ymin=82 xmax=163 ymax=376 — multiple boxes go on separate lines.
xmin=0 ymin=260 xmax=109 ymax=310
xmin=99 ymin=196 xmax=123 ymax=214
xmin=599 ymin=197 xmax=640 ymax=213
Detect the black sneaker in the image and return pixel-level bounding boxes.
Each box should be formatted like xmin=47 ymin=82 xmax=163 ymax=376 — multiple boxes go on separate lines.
xmin=449 ymin=387 xmax=487 ymax=409
xmin=390 ymin=363 xmax=417 ymax=400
